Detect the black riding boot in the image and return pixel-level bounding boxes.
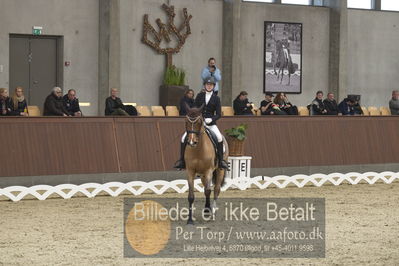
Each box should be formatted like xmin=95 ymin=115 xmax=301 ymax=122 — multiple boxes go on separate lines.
xmin=174 ymin=142 xmax=187 ymax=170
xmin=217 ymin=142 xmax=229 ymax=170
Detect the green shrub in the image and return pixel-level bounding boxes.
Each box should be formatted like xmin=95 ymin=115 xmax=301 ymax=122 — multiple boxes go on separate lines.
xmin=225 ymin=124 xmax=248 ymax=141
xmin=164 ymin=66 xmax=186 ymax=86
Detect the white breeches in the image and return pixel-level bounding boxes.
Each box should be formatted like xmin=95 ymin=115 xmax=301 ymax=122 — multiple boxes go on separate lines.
xmin=181 ymin=124 xmax=223 ymax=143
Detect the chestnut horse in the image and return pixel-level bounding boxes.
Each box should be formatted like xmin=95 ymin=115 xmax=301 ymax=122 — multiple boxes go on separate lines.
xmin=184 ymin=105 xmax=229 ymax=224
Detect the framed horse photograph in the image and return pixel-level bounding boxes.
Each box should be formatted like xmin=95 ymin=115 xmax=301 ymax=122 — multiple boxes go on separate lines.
xmin=264 ymin=21 xmax=302 ymax=94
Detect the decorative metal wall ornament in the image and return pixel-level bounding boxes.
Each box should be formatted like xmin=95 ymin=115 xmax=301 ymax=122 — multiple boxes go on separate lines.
xmin=142 ymin=4 xmax=192 ymax=67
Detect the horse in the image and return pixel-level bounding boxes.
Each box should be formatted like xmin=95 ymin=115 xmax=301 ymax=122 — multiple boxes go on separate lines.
xmin=184 ymin=105 xmax=228 ymax=225
xmin=273 ymin=39 xmax=294 ymax=86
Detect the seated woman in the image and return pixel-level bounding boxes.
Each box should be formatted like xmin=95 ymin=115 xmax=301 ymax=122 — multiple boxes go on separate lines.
xmin=0 ymin=88 xmax=11 ymax=116
xmin=233 ymin=91 xmax=253 ymax=115
xmin=179 ymin=89 xmax=195 ymax=116
xmin=273 ymin=92 xmax=298 ymax=115
xmin=9 ymin=87 xmax=28 ymax=116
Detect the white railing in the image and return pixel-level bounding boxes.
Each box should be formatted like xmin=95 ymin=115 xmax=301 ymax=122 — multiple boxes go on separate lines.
xmin=0 ymin=172 xmax=398 ymax=202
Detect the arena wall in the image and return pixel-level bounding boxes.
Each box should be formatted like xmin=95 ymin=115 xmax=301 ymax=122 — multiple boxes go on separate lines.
xmin=118 ymin=0 xmax=224 ymax=107
xmin=1 ymin=1 xmax=399 ymax=114
xmin=239 ymin=2 xmax=330 ymax=107
xmin=0 ymin=116 xmax=397 ymax=180
xmin=347 ymin=9 xmax=399 ymax=107
xmin=0 ymin=0 xmax=99 ymax=115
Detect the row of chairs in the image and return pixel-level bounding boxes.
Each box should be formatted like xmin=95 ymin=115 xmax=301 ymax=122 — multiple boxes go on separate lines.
xmin=18 ymin=105 xmax=393 ymax=117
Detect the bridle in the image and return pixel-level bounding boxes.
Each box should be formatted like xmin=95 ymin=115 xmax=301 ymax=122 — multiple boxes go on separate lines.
xmin=186 ymin=115 xmax=203 ymax=136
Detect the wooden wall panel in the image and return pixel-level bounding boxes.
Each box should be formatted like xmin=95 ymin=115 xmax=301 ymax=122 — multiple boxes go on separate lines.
xmin=0 ymin=116 xmax=398 ymax=178
xmin=0 ymin=118 xmax=119 ymax=177
xmin=114 ymin=118 xmax=164 ymax=172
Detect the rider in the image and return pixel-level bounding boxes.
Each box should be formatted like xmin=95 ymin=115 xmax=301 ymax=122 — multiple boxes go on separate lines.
xmin=174 ymin=76 xmax=229 ymax=170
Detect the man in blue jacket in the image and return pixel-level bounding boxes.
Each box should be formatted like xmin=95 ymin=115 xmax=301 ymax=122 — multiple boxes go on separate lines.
xmin=338 ymin=98 xmax=356 ymax=115
xmin=201 ymin=58 xmax=221 ymax=95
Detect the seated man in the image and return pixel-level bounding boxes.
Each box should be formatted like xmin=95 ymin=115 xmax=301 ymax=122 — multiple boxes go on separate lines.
xmin=63 ymin=89 xmax=82 ymax=117
xmin=389 ymin=90 xmax=399 ymax=115
xmin=105 ymin=88 xmax=138 ymax=116
xmin=338 ymin=98 xmax=356 ymax=115
xmin=311 ymin=91 xmax=327 ymax=115
xmin=323 ymin=92 xmax=341 ymax=115
xmin=43 ymin=87 xmax=69 ymax=116
xmin=233 ymin=91 xmax=253 ymax=115
xmin=260 ymin=92 xmax=275 ymax=115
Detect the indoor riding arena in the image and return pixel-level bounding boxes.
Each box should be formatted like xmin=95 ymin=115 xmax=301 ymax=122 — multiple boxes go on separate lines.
xmin=1 ymin=0 xmax=399 ymax=265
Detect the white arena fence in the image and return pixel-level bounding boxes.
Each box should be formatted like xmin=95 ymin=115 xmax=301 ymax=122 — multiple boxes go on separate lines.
xmin=0 ymin=172 xmax=398 ymax=202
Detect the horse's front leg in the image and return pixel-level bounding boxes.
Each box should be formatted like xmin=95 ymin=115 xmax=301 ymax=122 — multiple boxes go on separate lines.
xmin=203 ymin=171 xmax=213 ymax=218
xmin=287 ymin=73 xmax=291 ymax=86
xmin=279 ymin=67 xmax=284 ymax=84
xmin=187 ymin=170 xmax=196 ymax=225
xmin=212 ymin=169 xmax=224 ymax=215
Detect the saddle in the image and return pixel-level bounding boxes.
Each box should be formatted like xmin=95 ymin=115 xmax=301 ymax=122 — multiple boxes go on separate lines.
xmin=205 ymin=128 xmax=218 ymax=152
xmin=204 ymin=128 xmax=226 ymax=167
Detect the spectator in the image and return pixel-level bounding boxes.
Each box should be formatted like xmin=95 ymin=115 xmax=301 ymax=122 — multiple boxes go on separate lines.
xmin=389 ymin=90 xmax=399 ymax=115
xmin=105 ymin=88 xmax=138 ymax=116
xmin=43 ymin=87 xmax=69 ymax=116
xmin=63 ymin=89 xmax=82 ymax=117
xmin=0 ymin=88 xmax=11 ymax=116
xmin=311 ymin=91 xmax=327 ymax=115
xmin=233 ymin=91 xmax=253 ymax=115
xmin=323 ymin=92 xmax=341 ymax=115
xmin=338 ymin=98 xmax=356 ymax=115
xmin=201 ymin=58 xmax=221 ymax=95
xmin=260 ymin=92 xmax=275 ymax=115
xmin=179 ymin=89 xmax=195 ymax=116
xmin=105 ymin=88 xmax=128 ymax=116
xmin=9 ymin=87 xmax=28 ymax=116
xmin=274 ymin=92 xmax=298 ymax=115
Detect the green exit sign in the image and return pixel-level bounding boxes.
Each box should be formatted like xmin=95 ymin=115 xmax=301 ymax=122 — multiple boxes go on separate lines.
xmin=32 ymin=26 xmax=43 ymax=35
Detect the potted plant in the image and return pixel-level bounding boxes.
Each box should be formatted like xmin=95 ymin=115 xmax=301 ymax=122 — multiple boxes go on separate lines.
xmin=160 ymin=66 xmax=189 ymax=107
xmin=225 ymin=124 xmax=248 ymax=156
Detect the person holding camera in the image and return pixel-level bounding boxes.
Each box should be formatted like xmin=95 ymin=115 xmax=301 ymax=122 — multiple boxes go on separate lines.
xmin=233 ymin=91 xmax=253 ymax=115
xmin=201 ymin=57 xmax=221 ymax=95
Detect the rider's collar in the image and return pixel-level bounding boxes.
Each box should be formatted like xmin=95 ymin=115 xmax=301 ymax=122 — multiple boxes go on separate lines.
xmin=205 ymin=90 xmax=213 ymax=95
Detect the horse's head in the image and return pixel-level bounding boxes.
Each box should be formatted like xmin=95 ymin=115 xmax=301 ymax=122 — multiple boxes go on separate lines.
xmin=185 ymin=103 xmax=204 ymax=147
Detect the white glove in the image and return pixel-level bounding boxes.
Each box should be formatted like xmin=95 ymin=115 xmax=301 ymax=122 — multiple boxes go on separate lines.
xmin=205 ymin=118 xmax=212 ymax=125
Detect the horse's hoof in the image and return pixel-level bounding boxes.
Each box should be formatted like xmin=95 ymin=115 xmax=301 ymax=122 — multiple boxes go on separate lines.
xmin=203 ymin=208 xmax=212 ymax=218
xmin=187 ymin=220 xmax=194 ymax=225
